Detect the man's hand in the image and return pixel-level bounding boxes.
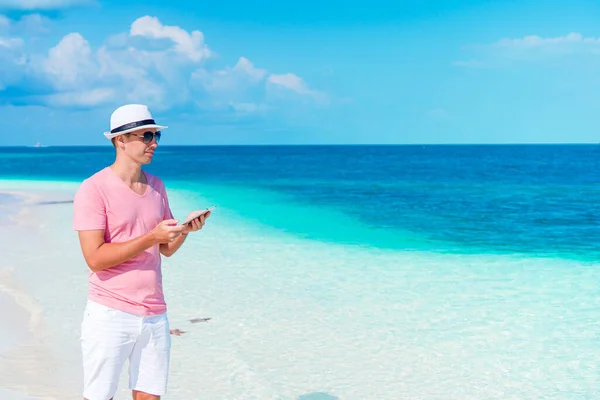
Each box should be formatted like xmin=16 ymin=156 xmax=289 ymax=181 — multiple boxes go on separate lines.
xmin=182 ymin=211 xmax=211 ymax=235
xmin=158 ymin=212 xmax=210 ymax=257
xmin=152 ymin=219 xmax=185 ymax=243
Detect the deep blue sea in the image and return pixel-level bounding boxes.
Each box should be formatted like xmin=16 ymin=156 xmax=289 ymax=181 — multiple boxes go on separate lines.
xmin=1 ymin=144 xmax=600 ymax=260
xmin=1 ymin=144 xmax=600 ymax=399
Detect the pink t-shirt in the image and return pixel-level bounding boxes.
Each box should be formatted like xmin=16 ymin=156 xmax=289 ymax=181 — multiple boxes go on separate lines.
xmin=72 ymin=167 xmax=174 ymax=316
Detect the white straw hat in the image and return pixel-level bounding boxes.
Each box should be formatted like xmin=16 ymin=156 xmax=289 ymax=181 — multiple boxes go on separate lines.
xmin=103 ymin=104 xmax=168 ymax=140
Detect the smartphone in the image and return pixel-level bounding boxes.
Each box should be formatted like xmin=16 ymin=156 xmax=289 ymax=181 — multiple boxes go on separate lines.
xmin=180 ymin=206 xmax=216 ymax=226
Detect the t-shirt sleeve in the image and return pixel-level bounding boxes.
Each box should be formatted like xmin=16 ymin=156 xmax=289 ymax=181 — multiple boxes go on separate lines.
xmin=72 ymin=179 xmax=107 ymax=231
xmin=160 ymin=180 xmax=175 ymax=221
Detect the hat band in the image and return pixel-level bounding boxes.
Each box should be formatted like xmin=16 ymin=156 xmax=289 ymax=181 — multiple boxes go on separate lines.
xmin=110 ymin=119 xmax=156 ymax=134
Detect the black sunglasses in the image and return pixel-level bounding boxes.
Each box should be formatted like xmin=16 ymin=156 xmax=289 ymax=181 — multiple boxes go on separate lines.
xmin=128 ymin=130 xmax=161 ymax=144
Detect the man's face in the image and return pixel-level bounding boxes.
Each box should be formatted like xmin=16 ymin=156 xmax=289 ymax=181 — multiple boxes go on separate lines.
xmin=116 ymin=128 xmax=160 ymax=164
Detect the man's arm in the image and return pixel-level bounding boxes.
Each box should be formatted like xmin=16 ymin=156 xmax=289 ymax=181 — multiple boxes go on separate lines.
xmin=78 ymin=219 xmax=183 ymax=272
xmin=78 ymin=230 xmax=159 ymax=272
xmin=159 ymin=233 xmax=187 ymax=257
xmin=159 ymin=211 xmax=208 ymax=257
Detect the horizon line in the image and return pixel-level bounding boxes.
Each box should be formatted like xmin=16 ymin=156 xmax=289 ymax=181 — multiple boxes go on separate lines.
xmin=1 ymin=142 xmax=600 ymax=148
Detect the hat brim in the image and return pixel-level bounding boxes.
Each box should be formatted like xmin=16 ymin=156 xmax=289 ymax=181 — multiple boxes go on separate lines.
xmin=103 ymin=124 xmax=168 ymax=140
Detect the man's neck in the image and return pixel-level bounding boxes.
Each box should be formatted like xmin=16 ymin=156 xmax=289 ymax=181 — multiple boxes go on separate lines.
xmin=110 ymin=156 xmax=144 ymax=185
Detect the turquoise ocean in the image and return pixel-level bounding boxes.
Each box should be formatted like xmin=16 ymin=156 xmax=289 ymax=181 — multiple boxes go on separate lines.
xmin=1 ymin=144 xmax=599 ymax=399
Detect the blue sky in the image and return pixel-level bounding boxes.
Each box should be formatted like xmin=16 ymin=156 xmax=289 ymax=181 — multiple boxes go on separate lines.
xmin=1 ymin=0 xmax=600 ymax=145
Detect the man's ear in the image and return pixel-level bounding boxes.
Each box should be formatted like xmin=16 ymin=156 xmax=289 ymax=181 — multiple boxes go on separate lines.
xmin=114 ymin=135 xmax=127 ymax=149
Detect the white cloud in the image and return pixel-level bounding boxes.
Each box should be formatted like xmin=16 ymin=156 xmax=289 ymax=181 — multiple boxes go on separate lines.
xmin=0 ymin=0 xmax=91 ymax=10
xmin=95 ymin=47 xmax=192 ymax=107
xmin=267 ymin=73 xmax=328 ymax=103
xmin=455 ymin=32 xmax=600 ymax=68
xmin=16 ymin=13 xmax=51 ymax=34
xmin=37 ymin=16 xmax=213 ymax=107
xmin=96 ymin=46 xmax=146 ymax=82
xmin=494 ymin=32 xmax=600 ymax=48
xmin=233 ymin=57 xmax=267 ymax=81
xmin=268 ymin=73 xmax=312 ymax=95
xmin=191 ymin=57 xmax=276 ymax=114
xmin=1 ymin=15 xmax=326 ymax=112
xmin=130 ymin=16 xmax=211 ymax=62
xmin=195 ymin=56 xmax=267 ymax=93
xmin=0 ymin=13 xmax=51 ymax=36
xmin=44 ymin=32 xmax=97 ymax=89
xmin=0 ymin=36 xmax=22 ymax=48
xmin=126 ymin=79 xmax=167 ymax=106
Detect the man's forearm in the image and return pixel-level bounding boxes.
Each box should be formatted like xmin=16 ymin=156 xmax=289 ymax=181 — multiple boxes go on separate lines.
xmin=89 ymin=231 xmax=159 ymax=272
xmin=160 ymin=232 xmax=187 ymax=257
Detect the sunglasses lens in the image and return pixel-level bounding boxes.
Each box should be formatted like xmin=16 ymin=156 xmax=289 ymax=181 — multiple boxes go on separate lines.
xmin=143 ymin=131 xmax=161 ymax=144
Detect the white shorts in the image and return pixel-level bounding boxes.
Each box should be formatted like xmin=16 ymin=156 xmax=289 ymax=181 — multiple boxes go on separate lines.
xmin=80 ymin=300 xmax=171 ymax=400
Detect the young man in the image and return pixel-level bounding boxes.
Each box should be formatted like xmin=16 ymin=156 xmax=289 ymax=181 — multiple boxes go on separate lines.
xmin=72 ymin=104 xmax=210 ymax=400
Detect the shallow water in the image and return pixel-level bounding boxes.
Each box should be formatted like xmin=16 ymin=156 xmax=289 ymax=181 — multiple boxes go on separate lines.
xmin=2 ymin=144 xmax=600 ymax=259
xmin=159 ymin=189 xmax=600 ymax=399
